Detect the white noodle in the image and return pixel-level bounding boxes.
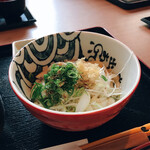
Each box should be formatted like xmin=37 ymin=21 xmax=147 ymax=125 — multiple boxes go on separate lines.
xmin=33 ymin=59 xmax=124 ymax=112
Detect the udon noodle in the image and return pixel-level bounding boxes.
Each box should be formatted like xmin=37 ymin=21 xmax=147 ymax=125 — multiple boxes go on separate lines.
xmin=31 ymin=58 xmax=121 ymax=112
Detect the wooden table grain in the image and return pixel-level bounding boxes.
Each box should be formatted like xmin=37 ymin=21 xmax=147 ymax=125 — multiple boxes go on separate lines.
xmin=0 ymin=0 xmax=150 ymax=68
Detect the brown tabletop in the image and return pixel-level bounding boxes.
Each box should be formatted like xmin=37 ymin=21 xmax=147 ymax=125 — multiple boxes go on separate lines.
xmin=0 ymin=0 xmax=150 ymax=68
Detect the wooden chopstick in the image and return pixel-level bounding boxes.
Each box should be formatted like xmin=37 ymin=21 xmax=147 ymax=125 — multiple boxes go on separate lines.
xmin=131 ymin=141 xmax=150 ymax=150
xmin=80 ymin=123 xmax=150 ymax=150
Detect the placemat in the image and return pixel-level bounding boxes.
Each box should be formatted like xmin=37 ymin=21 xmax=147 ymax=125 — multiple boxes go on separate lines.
xmin=0 ymin=27 xmax=149 ymax=150
xmin=107 ymin=0 xmax=150 ymax=10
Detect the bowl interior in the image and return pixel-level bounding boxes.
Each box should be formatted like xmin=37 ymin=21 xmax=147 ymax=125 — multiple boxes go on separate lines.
xmin=9 ymin=31 xmax=140 ymax=113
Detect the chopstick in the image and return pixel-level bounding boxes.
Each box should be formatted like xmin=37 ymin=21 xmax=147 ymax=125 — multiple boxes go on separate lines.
xmin=131 ymin=141 xmax=150 ymax=150
xmin=80 ymin=123 xmax=150 ymax=150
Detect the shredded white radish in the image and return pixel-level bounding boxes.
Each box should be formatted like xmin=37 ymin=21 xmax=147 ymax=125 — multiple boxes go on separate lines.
xmin=76 ymin=92 xmax=90 ymax=112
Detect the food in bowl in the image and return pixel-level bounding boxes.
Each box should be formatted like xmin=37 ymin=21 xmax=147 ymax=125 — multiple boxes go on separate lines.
xmin=31 ymin=58 xmax=121 ymax=112
xmin=9 ymin=31 xmax=141 ymax=131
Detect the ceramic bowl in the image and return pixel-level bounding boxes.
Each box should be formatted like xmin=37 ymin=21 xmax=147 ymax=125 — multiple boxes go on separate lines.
xmin=9 ymin=31 xmax=141 ymax=131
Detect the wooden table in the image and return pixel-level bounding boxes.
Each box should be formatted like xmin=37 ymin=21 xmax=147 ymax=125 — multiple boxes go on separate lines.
xmin=0 ymin=0 xmax=150 ymax=68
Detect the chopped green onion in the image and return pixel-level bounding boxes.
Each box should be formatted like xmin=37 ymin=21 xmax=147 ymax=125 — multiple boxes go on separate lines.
xmin=101 ymin=75 xmax=108 ymax=81
xmin=31 ymin=62 xmax=82 ymax=109
xmin=66 ymin=106 xmax=76 ymax=112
